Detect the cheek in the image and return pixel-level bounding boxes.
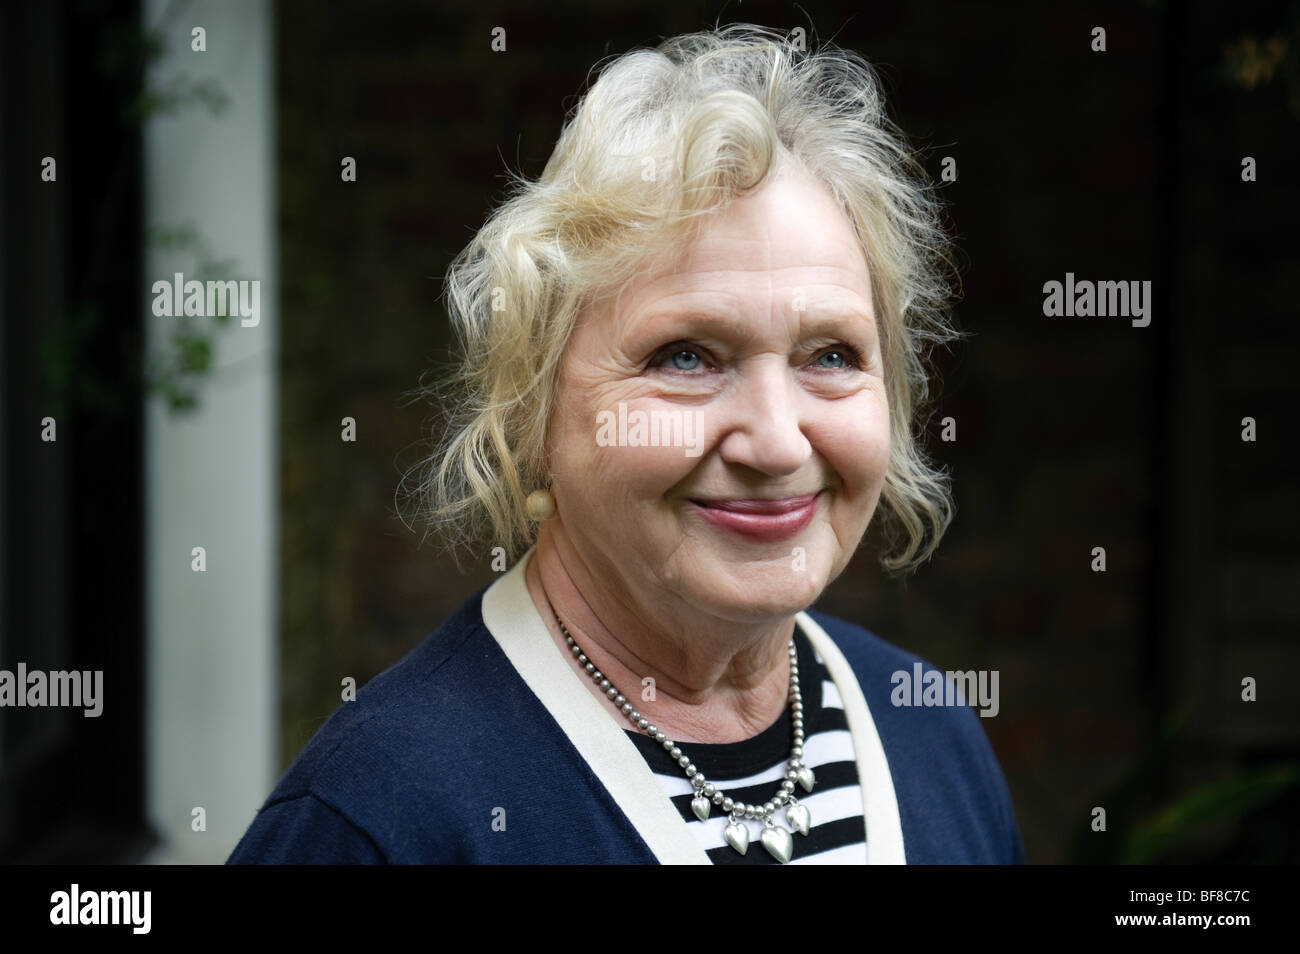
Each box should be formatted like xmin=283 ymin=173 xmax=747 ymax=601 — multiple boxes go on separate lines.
xmin=553 ymin=392 xmax=701 ymax=511
xmin=814 ymin=396 xmax=891 ymax=497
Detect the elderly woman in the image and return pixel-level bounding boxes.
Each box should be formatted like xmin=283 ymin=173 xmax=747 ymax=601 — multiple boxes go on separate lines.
xmin=229 ymin=23 xmax=1023 ymax=864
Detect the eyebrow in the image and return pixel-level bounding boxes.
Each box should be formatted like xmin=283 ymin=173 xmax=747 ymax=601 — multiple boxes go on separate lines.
xmin=635 ymin=306 xmax=877 ymax=341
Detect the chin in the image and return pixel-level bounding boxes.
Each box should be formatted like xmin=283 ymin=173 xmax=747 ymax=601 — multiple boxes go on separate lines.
xmin=681 ymin=552 xmax=833 ymax=622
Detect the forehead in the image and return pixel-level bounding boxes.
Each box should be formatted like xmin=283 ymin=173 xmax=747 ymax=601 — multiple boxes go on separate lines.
xmin=614 ymin=164 xmax=874 ymax=315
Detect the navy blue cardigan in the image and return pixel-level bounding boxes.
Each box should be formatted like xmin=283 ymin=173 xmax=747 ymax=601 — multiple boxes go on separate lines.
xmin=228 ymin=565 xmax=1024 ymax=864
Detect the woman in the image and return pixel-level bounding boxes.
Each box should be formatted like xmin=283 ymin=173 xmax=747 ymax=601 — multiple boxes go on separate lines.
xmin=229 ymin=23 xmax=1023 ymax=864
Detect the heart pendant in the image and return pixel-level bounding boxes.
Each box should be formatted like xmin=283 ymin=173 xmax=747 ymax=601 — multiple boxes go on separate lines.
xmin=691 ymin=795 xmax=712 ymax=826
xmin=796 ymin=766 xmax=816 ymax=793
xmin=761 ymin=824 xmax=794 ymax=863
xmin=786 ymin=802 xmax=811 ymax=836
xmin=724 ymin=820 xmax=750 ymax=855
xmin=691 ymin=795 xmax=711 ymax=822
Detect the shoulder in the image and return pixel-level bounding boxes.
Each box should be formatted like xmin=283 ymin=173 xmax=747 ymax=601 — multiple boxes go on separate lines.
xmin=230 ymin=580 xmax=662 ymax=864
xmin=803 ymin=608 xmax=1025 ymax=864
xmin=273 ymin=585 xmax=498 ymax=791
xmin=804 ymin=607 xmax=990 ymax=748
xmin=229 ymin=584 xmax=512 ymax=863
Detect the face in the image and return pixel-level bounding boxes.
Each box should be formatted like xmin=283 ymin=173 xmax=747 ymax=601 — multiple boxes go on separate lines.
xmin=544 ymin=157 xmax=891 ymax=625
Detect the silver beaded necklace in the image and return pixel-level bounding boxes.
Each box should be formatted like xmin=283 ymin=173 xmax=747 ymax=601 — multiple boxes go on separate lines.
xmin=552 ymin=608 xmax=815 ymax=863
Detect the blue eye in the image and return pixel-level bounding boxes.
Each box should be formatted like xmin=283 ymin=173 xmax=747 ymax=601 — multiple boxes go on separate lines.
xmin=648 ymin=342 xmax=710 ymax=374
xmin=669 ymin=349 xmax=702 ymax=371
xmin=818 ymin=351 xmax=847 ymax=369
xmin=651 ymin=343 xmax=861 ymax=373
xmin=816 ymin=346 xmax=862 ymax=370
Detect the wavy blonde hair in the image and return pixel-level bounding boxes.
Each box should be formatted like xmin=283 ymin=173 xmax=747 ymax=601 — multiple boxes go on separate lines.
xmin=399 ymin=22 xmax=965 ymax=575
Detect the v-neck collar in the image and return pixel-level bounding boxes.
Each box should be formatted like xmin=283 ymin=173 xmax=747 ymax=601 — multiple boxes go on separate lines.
xmin=479 ymin=546 xmax=905 ymax=864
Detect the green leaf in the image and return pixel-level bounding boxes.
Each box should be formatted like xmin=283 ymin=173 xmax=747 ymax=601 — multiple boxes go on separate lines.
xmin=1123 ymin=764 xmax=1300 ymax=864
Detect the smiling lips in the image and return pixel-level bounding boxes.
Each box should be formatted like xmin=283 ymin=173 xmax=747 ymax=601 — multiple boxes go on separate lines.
xmin=690 ymin=492 xmax=822 ymax=541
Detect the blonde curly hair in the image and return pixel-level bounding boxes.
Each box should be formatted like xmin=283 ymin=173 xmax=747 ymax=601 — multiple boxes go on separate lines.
xmin=399 ymin=22 xmax=965 ymax=575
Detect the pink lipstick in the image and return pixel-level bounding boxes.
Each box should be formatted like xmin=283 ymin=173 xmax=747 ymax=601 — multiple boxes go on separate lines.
xmin=690 ymin=492 xmax=821 ymax=542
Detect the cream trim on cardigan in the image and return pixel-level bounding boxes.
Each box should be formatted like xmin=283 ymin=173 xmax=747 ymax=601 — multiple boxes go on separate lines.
xmin=479 ymin=547 xmax=905 ymax=864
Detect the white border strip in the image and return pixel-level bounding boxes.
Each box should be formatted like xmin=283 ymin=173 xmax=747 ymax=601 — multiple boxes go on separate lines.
xmin=795 ymin=611 xmax=905 ymax=863
xmin=481 ymin=549 xmax=710 ymax=864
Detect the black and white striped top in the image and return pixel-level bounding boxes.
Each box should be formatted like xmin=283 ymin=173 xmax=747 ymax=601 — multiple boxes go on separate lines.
xmin=623 ymin=623 xmax=867 ymax=864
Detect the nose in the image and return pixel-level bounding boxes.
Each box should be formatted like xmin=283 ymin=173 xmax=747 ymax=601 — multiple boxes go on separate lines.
xmin=714 ymin=355 xmax=812 ymax=477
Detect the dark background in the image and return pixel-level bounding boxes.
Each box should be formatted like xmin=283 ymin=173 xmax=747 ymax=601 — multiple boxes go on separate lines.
xmin=3 ymin=0 xmax=1298 ymax=863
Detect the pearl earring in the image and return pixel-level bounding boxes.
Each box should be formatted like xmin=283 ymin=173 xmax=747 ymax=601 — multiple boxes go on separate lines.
xmin=525 ymin=488 xmax=556 ymax=521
